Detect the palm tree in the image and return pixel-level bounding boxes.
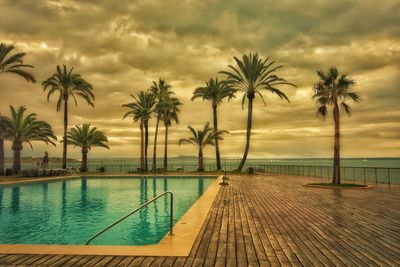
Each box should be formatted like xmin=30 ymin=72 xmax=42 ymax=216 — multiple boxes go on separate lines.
xmin=4 ymin=106 xmax=56 ymax=174
xmin=0 ymin=114 xmax=11 ymax=175
xmin=220 ymin=53 xmax=295 ymax=171
xmin=179 ymin=122 xmax=227 ymax=171
xmin=122 ymin=91 xmax=155 ymax=171
xmin=42 ymin=65 xmax=94 ymax=169
xmin=192 ymin=78 xmax=236 ymax=170
xmin=149 ymin=79 xmax=174 ymax=172
xmin=0 ymin=43 xmax=36 ymax=83
xmin=66 ymin=124 xmax=109 ymax=172
xmin=160 ymin=96 xmax=182 ymax=172
xmin=313 ymin=67 xmax=360 ymax=184
xmin=0 ymin=43 xmax=35 ymax=175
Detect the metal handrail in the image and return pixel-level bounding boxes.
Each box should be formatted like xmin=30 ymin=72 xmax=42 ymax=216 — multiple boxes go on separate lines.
xmin=85 ymin=190 xmax=173 ymax=245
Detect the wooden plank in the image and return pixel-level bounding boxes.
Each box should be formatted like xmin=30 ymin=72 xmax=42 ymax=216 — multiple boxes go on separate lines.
xmin=160 ymin=257 xmax=176 ymax=267
xmin=50 ymin=254 xmax=76 ymax=266
xmin=93 ymin=255 xmax=115 ymax=266
xmin=16 ymin=254 xmax=47 ymax=265
xmin=128 ymin=256 xmax=146 ymax=266
xmin=60 ymin=255 xmax=86 ymax=266
xmin=82 ymin=255 xmax=105 ymax=266
xmin=200 ymin=184 xmax=227 ymax=267
xmin=0 ymin=254 xmax=27 ymax=265
xmin=233 ymin=181 xmax=250 ymax=266
xmin=73 ymin=255 xmax=97 ymax=266
xmin=140 ymin=256 xmax=156 ymax=266
xmin=41 ymin=254 xmax=70 ymax=266
xmin=115 ymin=256 xmax=136 ymax=266
xmin=172 ymin=257 xmax=186 ymax=267
xmin=216 ymin=187 xmax=229 ymax=264
xmin=3 ymin=254 xmax=32 ymax=265
xmin=225 ymin=185 xmax=237 ymax=267
xmin=149 ymin=256 xmax=166 ymax=267
xmin=105 ymin=256 xmax=126 ymax=266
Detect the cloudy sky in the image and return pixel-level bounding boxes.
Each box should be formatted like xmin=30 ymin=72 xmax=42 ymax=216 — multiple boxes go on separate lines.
xmin=0 ymin=0 xmax=399 ymax=159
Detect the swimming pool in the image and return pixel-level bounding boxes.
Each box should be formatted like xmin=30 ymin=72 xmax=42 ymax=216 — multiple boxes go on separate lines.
xmin=0 ymin=176 xmax=215 ymax=246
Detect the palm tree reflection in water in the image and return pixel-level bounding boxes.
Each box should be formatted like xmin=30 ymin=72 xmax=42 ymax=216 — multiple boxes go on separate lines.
xmin=61 ymin=181 xmax=67 ymax=224
xmin=11 ymin=187 xmax=19 ymax=213
xmin=198 ymin=177 xmax=204 ymax=197
xmin=80 ymin=178 xmax=88 ymax=209
xmin=137 ymin=178 xmax=151 ymax=241
xmin=42 ymin=183 xmax=48 ymax=204
xmin=0 ymin=189 xmax=3 ymax=213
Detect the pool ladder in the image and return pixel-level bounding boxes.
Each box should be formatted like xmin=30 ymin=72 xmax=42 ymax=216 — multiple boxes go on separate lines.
xmin=85 ymin=190 xmax=174 ymax=245
xmin=67 ymin=168 xmax=78 ymax=177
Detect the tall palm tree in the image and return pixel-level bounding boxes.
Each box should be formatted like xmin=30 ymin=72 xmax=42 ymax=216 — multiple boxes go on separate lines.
xmin=0 ymin=43 xmax=36 ymax=83
xmin=313 ymin=67 xmax=360 ymax=184
xmin=42 ymin=65 xmax=94 ymax=169
xmin=122 ymin=91 xmax=155 ymax=171
xmin=0 ymin=114 xmax=11 ymax=175
xmin=149 ymin=79 xmax=174 ymax=172
xmin=192 ymin=78 xmax=236 ymax=170
xmin=4 ymin=106 xmax=56 ymax=174
xmin=160 ymin=96 xmax=182 ymax=172
xmin=0 ymin=43 xmax=35 ymax=175
xmin=179 ymin=122 xmax=227 ymax=172
xmin=220 ymin=53 xmax=295 ymax=171
xmin=66 ymin=124 xmax=109 ymax=172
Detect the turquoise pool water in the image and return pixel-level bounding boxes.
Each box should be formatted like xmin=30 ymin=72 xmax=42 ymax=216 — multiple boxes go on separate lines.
xmin=0 ymin=176 xmax=214 ymax=246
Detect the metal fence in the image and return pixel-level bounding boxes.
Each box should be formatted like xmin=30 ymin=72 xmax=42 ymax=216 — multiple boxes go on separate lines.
xmin=77 ymin=162 xmax=400 ymax=185
xmin=6 ymin=158 xmax=399 ymax=185
xmin=257 ymin=165 xmax=400 ymax=185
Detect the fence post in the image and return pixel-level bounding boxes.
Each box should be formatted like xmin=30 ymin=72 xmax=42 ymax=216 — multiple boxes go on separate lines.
xmin=363 ymin=168 xmax=366 ymax=184
xmin=388 ymin=168 xmax=390 ymax=185
xmin=375 ymin=168 xmax=378 ymax=184
xmin=344 ymin=167 xmax=346 ymax=182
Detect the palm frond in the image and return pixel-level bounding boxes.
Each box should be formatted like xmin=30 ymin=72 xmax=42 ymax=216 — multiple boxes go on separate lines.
xmin=4 ymin=105 xmax=57 ymax=148
xmin=66 ymin=123 xmax=109 ymax=150
xmin=42 ymin=64 xmax=94 ymax=111
xmin=340 ymin=102 xmax=352 ymax=116
xmin=0 ymin=43 xmax=36 ymax=83
xmin=313 ymin=66 xmax=360 ymax=119
xmin=220 ymin=53 xmax=294 ymax=109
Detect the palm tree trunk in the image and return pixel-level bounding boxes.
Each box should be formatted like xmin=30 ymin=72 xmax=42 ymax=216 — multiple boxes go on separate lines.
xmin=140 ymin=121 xmax=144 ymax=170
xmin=12 ymin=142 xmax=22 ymax=175
xmin=152 ymin=114 xmax=160 ymax=172
xmin=333 ymin=101 xmax=341 ymax=184
xmin=198 ymin=148 xmax=204 ymax=172
xmin=0 ymin=130 xmax=4 ymax=176
xmin=163 ymin=123 xmax=168 ymax=172
xmin=81 ymin=147 xmax=88 ymax=172
xmin=237 ymin=94 xmax=254 ymax=171
xmin=213 ymin=104 xmax=222 ymax=170
xmin=62 ymin=97 xmax=68 ymax=169
xmin=144 ymin=120 xmax=149 ymax=172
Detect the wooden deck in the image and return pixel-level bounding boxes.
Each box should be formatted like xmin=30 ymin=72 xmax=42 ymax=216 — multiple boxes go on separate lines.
xmin=1 ymin=174 xmax=399 ymax=266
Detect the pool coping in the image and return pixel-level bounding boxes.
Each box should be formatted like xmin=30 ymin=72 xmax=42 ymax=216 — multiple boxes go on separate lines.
xmin=0 ymin=173 xmax=217 ymax=186
xmin=0 ymin=175 xmax=222 ymax=256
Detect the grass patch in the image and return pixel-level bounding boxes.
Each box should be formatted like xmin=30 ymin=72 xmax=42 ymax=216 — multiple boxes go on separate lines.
xmin=306 ymin=183 xmax=369 ymax=188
